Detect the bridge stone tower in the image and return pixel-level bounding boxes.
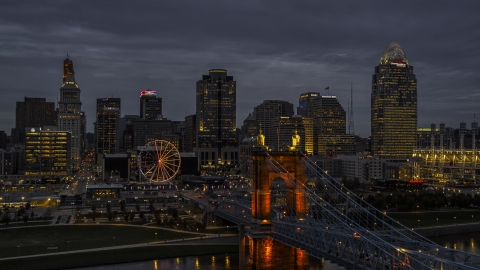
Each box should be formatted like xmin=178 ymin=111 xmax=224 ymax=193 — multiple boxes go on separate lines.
xmin=250 ymin=151 xmax=308 ymax=231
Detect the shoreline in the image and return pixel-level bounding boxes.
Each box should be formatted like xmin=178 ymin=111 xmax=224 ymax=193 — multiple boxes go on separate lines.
xmin=0 ymin=244 xmax=240 ymax=270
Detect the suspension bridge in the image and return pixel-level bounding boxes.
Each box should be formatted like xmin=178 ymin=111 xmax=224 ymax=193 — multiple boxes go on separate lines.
xmin=214 ymin=150 xmax=480 ymax=270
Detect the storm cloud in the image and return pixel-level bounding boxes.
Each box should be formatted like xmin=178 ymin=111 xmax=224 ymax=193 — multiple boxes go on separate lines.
xmin=0 ymin=1 xmax=479 ymax=135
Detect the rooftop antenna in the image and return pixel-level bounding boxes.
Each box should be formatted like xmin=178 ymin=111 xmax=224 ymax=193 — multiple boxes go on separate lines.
xmin=348 ymin=81 xmax=355 ymax=135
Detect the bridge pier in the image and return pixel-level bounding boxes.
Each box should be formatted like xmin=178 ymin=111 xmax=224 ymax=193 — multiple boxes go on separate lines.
xmin=239 ymin=224 xmax=246 ymax=270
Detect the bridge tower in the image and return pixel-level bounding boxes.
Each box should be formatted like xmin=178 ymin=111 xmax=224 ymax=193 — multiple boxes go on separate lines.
xmin=250 ymin=151 xmax=307 ymax=232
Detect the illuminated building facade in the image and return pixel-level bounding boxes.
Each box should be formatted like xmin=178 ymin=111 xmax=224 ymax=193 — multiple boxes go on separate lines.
xmin=57 ymin=56 xmax=85 ymax=168
xmin=25 ymin=127 xmax=71 ymax=179
xmin=371 ymin=42 xmax=417 ymax=159
xmin=311 ymin=95 xmax=354 ymax=155
xmin=271 ymin=116 xmax=313 ymax=154
xmin=240 ymin=114 xmax=258 ymax=141
xmin=139 ymin=90 xmax=162 ymax=120
xmin=132 ymin=118 xmax=173 ymax=148
xmin=195 ymin=69 xmax=238 ymax=170
xmin=95 ymin=98 xmax=121 ymax=162
xmin=297 ymin=92 xmax=319 ymax=118
xmin=14 ymin=97 xmax=56 ymax=143
xmin=253 ymin=100 xmax=294 ymax=148
xmin=413 ymin=121 xmax=480 ymax=185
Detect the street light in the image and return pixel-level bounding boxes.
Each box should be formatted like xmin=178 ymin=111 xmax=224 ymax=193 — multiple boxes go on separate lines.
xmin=113 ymin=236 xmax=115 ymax=246
xmin=17 ymin=246 xmax=20 ymax=257
xmin=155 ymin=232 xmax=157 ymax=242
xmin=436 ymin=218 xmax=438 ymax=226
xmin=472 ymin=215 xmax=474 ymax=223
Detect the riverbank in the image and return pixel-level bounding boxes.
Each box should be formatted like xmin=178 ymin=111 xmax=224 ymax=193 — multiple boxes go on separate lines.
xmin=0 ymin=244 xmax=239 ymax=270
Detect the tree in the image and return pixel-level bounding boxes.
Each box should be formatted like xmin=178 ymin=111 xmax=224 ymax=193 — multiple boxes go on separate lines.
xmin=149 ymin=202 xmax=155 ymax=214
xmin=91 ymin=210 xmax=97 ymax=221
xmin=135 ymin=203 xmax=140 ymax=213
xmin=124 ymin=214 xmax=129 ymax=223
xmin=91 ymin=205 xmax=97 ymax=211
xmin=120 ymin=201 xmax=126 ymax=213
xmin=154 ymin=213 xmax=161 ymax=227
xmin=106 ymin=202 xmax=112 ymax=215
xmin=43 ymin=207 xmax=53 ymax=225
xmin=139 ymin=212 xmax=145 ymax=222
xmin=22 ymin=213 xmax=29 ymax=226
xmin=107 ymin=212 xmax=114 ymax=222
xmin=129 ymin=212 xmax=135 ymax=221
xmin=1 ymin=213 xmax=11 ymax=229
xmin=25 ymin=202 xmax=31 ymax=211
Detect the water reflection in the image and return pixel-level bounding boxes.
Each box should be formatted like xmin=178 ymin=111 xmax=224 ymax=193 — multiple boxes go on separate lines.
xmin=248 ymin=237 xmax=310 ymax=270
xmin=74 ymin=232 xmax=480 ymax=270
xmin=75 ymin=247 xmax=341 ymax=270
xmin=429 ymin=231 xmax=480 ymax=254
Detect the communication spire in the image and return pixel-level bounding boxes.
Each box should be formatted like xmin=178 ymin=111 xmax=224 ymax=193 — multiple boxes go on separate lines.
xmin=348 ymin=81 xmax=355 ymax=135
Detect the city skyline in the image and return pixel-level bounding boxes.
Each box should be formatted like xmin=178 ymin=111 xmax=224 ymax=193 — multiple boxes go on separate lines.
xmin=1 ymin=2 xmax=480 ymax=136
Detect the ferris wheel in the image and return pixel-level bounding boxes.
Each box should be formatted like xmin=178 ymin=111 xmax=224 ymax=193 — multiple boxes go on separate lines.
xmin=137 ymin=140 xmax=181 ymax=182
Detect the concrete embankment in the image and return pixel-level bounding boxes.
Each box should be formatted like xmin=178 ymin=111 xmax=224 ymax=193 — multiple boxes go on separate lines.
xmin=413 ymin=222 xmax=480 ymax=237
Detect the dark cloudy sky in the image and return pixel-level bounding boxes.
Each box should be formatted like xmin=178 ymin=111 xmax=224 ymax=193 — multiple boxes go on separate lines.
xmin=1 ymin=1 xmax=479 ymax=136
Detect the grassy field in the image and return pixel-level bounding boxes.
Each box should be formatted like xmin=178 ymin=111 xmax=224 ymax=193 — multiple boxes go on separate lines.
xmin=388 ymin=210 xmax=480 ymax=228
xmin=0 ymin=225 xmax=200 ymax=259
xmin=0 ymin=244 xmax=239 ymax=270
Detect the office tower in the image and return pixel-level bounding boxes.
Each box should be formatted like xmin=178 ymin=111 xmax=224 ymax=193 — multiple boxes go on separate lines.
xmin=271 ymin=115 xmax=313 ymax=154
xmin=312 ymin=96 xmax=346 ymax=136
xmin=0 ymin=131 xmax=6 ymax=149
xmin=95 ymin=98 xmax=121 ymax=162
xmin=312 ymin=95 xmax=355 ymax=156
xmin=117 ymin=115 xmax=139 ymax=152
xmin=139 ymin=90 xmax=162 ymax=120
xmin=25 ymin=127 xmax=71 ymax=179
xmin=132 ymin=118 xmax=173 ymax=148
xmin=58 ymin=56 xmax=85 ymax=169
xmin=14 ymin=97 xmax=56 ymax=143
xmin=240 ymin=114 xmax=258 ymax=141
xmin=184 ymin=114 xmax=196 ymax=152
xmin=195 ymin=69 xmax=238 ymax=169
xmin=371 ymin=42 xmax=417 ymax=159
xmin=173 ymin=121 xmax=185 ymax=152
xmin=297 ymin=92 xmax=319 ymax=118
xmin=253 ymin=100 xmax=294 ymax=149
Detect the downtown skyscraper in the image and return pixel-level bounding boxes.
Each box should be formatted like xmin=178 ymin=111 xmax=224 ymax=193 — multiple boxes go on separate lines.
xmin=58 ymin=56 xmax=85 ymax=169
xmin=95 ymin=98 xmax=121 ymax=162
xmin=195 ymin=69 xmax=238 ymax=169
xmin=371 ymin=42 xmax=417 ymax=159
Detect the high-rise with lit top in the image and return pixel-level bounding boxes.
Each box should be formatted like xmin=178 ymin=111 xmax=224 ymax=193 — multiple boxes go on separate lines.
xmin=57 ymin=56 xmax=85 ymax=169
xmin=371 ymin=42 xmax=417 ymax=159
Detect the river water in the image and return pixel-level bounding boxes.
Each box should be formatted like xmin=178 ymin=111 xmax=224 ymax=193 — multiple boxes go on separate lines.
xmin=76 ymin=232 xmax=480 ymax=270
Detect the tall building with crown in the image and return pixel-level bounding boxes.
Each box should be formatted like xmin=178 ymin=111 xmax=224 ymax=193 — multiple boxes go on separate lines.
xmin=371 ymin=42 xmax=417 ymax=159
xmin=57 ymin=56 xmax=85 ymax=169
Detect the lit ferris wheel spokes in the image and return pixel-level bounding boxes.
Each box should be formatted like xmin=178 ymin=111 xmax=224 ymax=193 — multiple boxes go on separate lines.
xmin=138 ymin=140 xmax=180 ymax=182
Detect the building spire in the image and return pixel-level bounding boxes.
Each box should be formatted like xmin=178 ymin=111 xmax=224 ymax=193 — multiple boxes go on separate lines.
xmin=348 ymin=81 xmax=355 ymax=135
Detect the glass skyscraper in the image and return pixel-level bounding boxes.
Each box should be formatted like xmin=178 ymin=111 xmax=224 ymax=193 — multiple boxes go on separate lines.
xmin=195 ymin=69 xmax=238 ymax=170
xmin=371 ymin=42 xmax=417 ymax=159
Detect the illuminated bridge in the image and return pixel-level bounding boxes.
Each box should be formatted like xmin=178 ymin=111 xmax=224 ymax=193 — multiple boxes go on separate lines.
xmin=214 ymin=151 xmax=480 ymax=270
